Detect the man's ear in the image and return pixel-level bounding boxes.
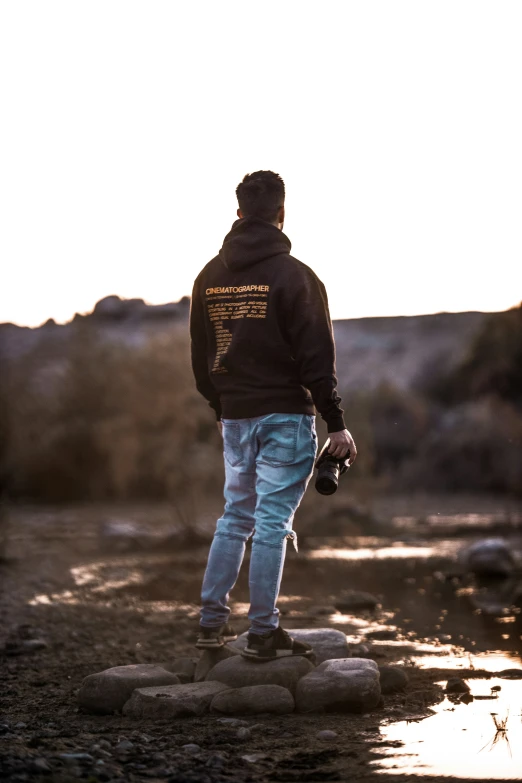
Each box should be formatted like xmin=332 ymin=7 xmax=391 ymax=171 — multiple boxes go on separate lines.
xmin=278 ymin=205 xmax=285 ymax=225
xmin=237 ymin=208 xmax=243 ymax=218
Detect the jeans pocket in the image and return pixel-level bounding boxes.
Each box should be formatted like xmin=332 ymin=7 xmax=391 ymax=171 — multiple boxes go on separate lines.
xmin=223 ymin=423 xmax=243 ymax=467
xmin=258 ymin=422 xmax=298 ymax=466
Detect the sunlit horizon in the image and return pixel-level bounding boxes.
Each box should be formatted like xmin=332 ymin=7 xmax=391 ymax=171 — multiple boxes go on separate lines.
xmin=1 ymin=1 xmax=521 ymax=329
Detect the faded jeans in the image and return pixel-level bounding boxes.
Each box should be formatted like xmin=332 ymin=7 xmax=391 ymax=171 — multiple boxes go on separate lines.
xmin=200 ymin=413 xmax=317 ymax=634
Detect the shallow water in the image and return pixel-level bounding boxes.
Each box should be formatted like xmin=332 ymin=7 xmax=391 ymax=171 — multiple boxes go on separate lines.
xmin=376 ymin=677 xmax=522 ymax=779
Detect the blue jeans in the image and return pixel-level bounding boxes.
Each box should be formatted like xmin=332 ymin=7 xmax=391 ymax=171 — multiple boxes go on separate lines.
xmin=200 ymin=413 xmax=317 ymax=634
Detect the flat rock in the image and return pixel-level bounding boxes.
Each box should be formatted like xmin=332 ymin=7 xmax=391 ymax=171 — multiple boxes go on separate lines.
xmin=231 ymin=629 xmax=349 ymax=664
xmin=378 ymin=666 xmax=409 ymax=694
xmin=334 ymin=590 xmax=379 ymax=612
xmin=296 ymin=658 xmax=381 ymax=713
xmin=206 ymin=654 xmax=314 ymax=695
xmin=194 ymin=645 xmax=241 ymax=682
xmin=211 ymin=684 xmax=294 ymax=715
xmin=78 ymin=664 xmax=181 ymax=714
xmin=122 ymin=681 xmax=229 ymax=718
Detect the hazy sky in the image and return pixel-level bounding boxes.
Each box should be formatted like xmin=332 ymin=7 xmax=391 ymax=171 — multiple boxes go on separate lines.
xmin=1 ymin=1 xmax=521 ymax=327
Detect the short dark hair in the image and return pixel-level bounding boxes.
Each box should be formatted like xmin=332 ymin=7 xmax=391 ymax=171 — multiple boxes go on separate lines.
xmin=236 ymin=170 xmax=285 ymax=223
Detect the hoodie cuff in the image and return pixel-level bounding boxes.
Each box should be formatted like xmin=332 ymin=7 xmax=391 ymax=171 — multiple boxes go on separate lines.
xmin=326 ymin=415 xmax=346 ymax=433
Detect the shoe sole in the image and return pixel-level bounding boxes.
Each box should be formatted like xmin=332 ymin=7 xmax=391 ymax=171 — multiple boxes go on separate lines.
xmin=195 ymin=634 xmax=238 ymax=650
xmin=241 ymin=646 xmax=313 ymax=660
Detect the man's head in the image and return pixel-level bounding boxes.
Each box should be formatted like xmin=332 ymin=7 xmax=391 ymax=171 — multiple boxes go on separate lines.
xmin=236 ymin=170 xmax=285 ymax=229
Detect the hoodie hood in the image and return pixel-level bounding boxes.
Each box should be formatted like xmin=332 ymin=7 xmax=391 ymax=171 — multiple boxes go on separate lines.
xmin=219 ymin=216 xmax=291 ymax=271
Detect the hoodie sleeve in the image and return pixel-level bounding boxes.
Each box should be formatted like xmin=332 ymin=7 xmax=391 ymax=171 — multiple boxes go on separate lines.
xmin=190 ymin=275 xmax=222 ymax=420
xmin=281 ymin=266 xmax=346 ymax=433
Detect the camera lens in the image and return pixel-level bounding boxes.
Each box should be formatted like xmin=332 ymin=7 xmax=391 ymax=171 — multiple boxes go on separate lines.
xmin=315 ymin=463 xmax=340 ymax=495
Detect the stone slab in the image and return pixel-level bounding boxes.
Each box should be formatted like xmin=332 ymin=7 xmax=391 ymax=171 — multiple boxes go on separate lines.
xmin=122 ymin=681 xmax=229 ymax=719
xmin=78 ymin=664 xmax=181 ymax=714
xmin=296 ymin=657 xmax=381 ymax=713
xmin=206 ymin=654 xmax=314 ymax=695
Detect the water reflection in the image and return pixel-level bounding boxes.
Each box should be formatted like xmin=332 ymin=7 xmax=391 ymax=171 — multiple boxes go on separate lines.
xmin=375 ymin=678 xmax=522 ymax=779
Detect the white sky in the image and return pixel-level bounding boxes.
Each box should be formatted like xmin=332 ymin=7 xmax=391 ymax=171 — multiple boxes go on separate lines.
xmin=1 ymin=1 xmax=521 ymax=327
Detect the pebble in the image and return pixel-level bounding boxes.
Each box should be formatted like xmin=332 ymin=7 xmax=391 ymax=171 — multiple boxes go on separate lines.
xmin=242 ymin=753 xmax=267 ymax=763
xmin=316 ymin=730 xmax=338 ymax=741
xmin=14 ymin=722 xmax=27 ymax=729
xmin=215 ymin=717 xmax=249 ymax=727
xmin=115 ymin=739 xmax=134 ymax=752
xmin=182 ymin=743 xmax=201 ymax=754
xmin=59 ymin=753 xmax=94 ymax=763
xmin=378 ymin=666 xmax=410 ymax=694
xmin=236 ymin=727 xmax=251 ymax=740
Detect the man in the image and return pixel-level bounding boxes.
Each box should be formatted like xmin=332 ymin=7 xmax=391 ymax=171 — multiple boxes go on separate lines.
xmin=190 ymin=171 xmax=356 ymax=660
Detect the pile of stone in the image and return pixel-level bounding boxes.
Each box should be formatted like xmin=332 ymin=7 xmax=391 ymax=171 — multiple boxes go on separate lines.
xmin=79 ymin=629 xmax=409 ymax=718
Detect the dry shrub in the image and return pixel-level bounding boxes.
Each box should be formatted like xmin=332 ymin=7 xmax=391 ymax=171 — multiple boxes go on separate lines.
xmin=425 ymin=303 xmax=522 ymax=407
xmin=1 ymin=324 xmax=223 ymax=501
xmin=401 ymin=396 xmax=522 ymax=495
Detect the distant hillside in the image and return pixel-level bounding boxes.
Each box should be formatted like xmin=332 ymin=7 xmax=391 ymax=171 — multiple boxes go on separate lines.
xmin=333 ymin=311 xmax=487 ymax=392
xmin=0 ymin=295 xmax=491 ymax=392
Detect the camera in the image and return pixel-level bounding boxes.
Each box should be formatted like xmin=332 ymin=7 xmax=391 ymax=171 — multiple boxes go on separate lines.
xmin=314 ymin=439 xmax=350 ymax=495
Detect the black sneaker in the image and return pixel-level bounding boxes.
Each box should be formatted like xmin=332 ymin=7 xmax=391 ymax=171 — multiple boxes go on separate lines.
xmin=195 ymin=623 xmax=237 ymax=649
xmin=241 ymin=626 xmax=313 ymax=660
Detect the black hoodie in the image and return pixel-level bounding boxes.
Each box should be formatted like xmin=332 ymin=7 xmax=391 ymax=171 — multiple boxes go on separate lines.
xmin=189 ymin=216 xmax=346 ymax=432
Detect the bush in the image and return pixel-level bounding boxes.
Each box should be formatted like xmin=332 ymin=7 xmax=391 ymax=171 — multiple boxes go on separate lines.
xmin=426 ymin=304 xmax=522 ymax=407
xmin=401 ymin=397 xmax=522 ymax=495
xmin=0 ymin=324 xmax=223 ymax=501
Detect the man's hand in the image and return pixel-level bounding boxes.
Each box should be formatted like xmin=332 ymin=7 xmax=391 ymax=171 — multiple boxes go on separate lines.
xmin=328 ymin=429 xmax=357 ymax=464
xmin=217 ymin=421 xmax=223 ymax=437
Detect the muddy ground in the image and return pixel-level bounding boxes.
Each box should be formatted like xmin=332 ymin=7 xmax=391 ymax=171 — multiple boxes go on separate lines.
xmin=1 ymin=495 xmax=522 ymax=782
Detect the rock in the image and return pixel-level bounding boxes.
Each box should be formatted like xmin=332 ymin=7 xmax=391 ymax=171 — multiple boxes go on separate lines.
xmin=78 ymin=664 xmax=181 ymax=714
xmin=348 ymin=642 xmax=373 ymax=658
xmin=295 ymin=658 xmax=381 ymax=713
xmin=161 ymin=658 xmax=197 ymax=684
xmin=334 ymin=590 xmax=379 ymax=612
xmin=182 ymin=743 xmax=201 ymax=754
xmin=211 ymin=684 xmax=295 ymax=715
xmin=59 ymin=753 xmax=94 ymax=763
xmin=445 ymin=677 xmax=470 ymax=694
xmin=115 ymin=739 xmax=134 ymax=752
xmin=236 ymin=727 xmax=252 ymax=739
xmin=231 ymin=629 xmax=349 ymax=664
xmin=378 ymin=666 xmax=409 ymax=694
xmin=194 ymin=645 xmax=241 ymax=682
xmin=215 ymin=717 xmax=250 ymax=726
xmin=242 ymin=754 xmax=267 ymax=763
xmin=460 ymin=538 xmax=516 ymax=577
xmin=206 ymin=654 xmax=314 ymax=695
xmin=122 ymin=681 xmax=229 ymax=718
xmin=366 ymin=629 xmax=398 ymax=641
xmin=316 ymin=730 xmax=338 ymax=741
